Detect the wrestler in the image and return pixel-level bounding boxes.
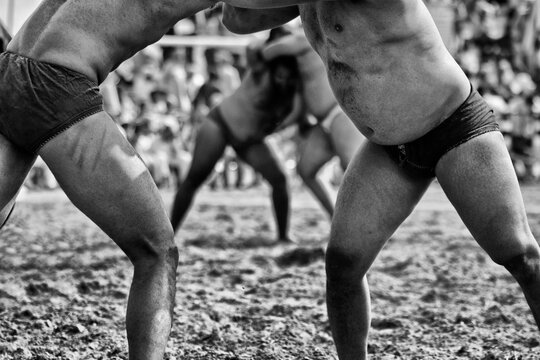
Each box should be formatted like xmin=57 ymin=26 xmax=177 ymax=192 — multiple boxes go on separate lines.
xmin=170 ymin=29 xmax=302 ymax=243
xmin=263 ymin=29 xmax=364 ymax=217
xmin=220 ymin=1 xmax=540 ymax=359
xmin=0 ymin=0 xmax=217 ymax=358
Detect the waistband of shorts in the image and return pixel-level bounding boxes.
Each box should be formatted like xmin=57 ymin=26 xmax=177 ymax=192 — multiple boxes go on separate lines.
xmin=32 ymin=104 xmax=104 ymax=153
xmin=441 ymin=83 xmax=478 ymax=123
xmin=2 ymin=51 xmax=98 ymax=85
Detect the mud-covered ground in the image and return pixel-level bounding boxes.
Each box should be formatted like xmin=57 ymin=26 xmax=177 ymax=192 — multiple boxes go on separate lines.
xmin=1 ymin=183 xmax=540 ymax=359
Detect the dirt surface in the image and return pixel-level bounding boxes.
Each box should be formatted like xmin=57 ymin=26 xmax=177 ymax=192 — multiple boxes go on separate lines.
xmin=1 ymin=182 xmax=540 ymax=359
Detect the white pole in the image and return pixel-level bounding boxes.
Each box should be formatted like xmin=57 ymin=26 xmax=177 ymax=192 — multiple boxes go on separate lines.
xmin=7 ymin=0 xmax=15 ymax=34
xmin=157 ymin=35 xmax=256 ymax=48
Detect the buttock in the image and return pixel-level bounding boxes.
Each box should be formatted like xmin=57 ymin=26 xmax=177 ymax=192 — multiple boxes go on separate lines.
xmin=383 ymin=87 xmax=500 ymax=178
xmin=0 ymin=51 xmax=103 ymax=154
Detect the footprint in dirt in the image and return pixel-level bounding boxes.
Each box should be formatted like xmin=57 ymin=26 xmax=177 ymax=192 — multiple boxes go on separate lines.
xmin=275 ymin=247 xmax=325 ymax=267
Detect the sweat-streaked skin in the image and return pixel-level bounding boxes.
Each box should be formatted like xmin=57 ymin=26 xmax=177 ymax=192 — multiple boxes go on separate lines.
xmin=221 ymin=1 xmax=540 ymax=359
xmin=1 ymin=0 xmax=216 ymax=359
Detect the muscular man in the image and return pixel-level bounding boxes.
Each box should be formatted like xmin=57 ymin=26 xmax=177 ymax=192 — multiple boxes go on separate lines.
xmin=263 ymin=29 xmax=364 ymax=217
xmin=220 ymin=1 xmax=540 ymax=359
xmin=0 ymin=1 xmax=217 ymax=358
xmin=170 ymin=29 xmax=302 ymax=243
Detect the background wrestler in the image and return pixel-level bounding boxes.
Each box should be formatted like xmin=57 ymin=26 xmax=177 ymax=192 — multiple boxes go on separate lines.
xmin=0 ymin=0 xmax=217 ymax=358
xmin=220 ymin=1 xmax=540 ymax=359
xmin=170 ymin=29 xmax=303 ymax=243
xmin=263 ymin=28 xmax=364 ymax=217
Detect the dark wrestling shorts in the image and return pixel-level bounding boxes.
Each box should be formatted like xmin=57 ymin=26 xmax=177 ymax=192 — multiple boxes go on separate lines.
xmin=0 ymin=51 xmax=103 ymax=154
xmin=383 ymin=87 xmax=499 ymax=178
xmin=208 ymin=107 xmax=261 ymax=156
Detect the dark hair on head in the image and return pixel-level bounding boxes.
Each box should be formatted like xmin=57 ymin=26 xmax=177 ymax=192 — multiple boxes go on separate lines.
xmin=267 ymin=55 xmax=300 ymax=85
xmin=268 ymin=55 xmax=297 ymax=72
xmin=264 ymin=27 xmax=298 ymax=88
xmin=266 ymin=26 xmax=292 ymax=44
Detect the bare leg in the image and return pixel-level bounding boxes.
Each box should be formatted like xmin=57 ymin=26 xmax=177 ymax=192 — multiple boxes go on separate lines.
xmin=39 ymin=112 xmax=177 ymax=360
xmin=0 ymin=133 xmax=36 ymax=227
xmin=240 ymin=141 xmax=291 ymax=241
xmin=170 ymin=117 xmax=227 ymax=232
xmin=436 ymin=131 xmax=540 ymax=328
xmin=328 ymin=111 xmax=364 ymax=171
xmin=296 ymin=125 xmax=335 ymax=217
xmin=235 ymin=157 xmax=245 ymax=188
xmin=222 ymin=154 xmax=231 ymax=189
xmin=327 ymin=141 xmax=431 ymax=360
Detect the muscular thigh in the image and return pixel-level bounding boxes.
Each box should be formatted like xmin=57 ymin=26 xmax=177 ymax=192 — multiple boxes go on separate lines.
xmin=297 ymin=125 xmax=334 ymax=174
xmin=330 ymin=141 xmax=431 ymax=267
xmin=329 ymin=111 xmax=364 ymax=168
xmin=38 ymin=112 xmax=171 ymax=252
xmin=185 ymin=116 xmax=228 ymax=184
xmin=435 ymin=131 xmax=534 ymax=262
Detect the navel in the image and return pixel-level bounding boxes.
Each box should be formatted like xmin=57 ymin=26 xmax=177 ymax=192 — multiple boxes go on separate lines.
xmin=334 ymin=23 xmax=343 ymax=33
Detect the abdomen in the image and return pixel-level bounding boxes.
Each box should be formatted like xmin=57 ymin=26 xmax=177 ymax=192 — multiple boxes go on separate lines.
xmin=328 ymin=51 xmax=470 ymax=145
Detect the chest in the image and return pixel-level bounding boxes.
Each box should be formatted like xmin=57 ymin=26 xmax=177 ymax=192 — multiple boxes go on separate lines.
xmin=299 ymin=3 xmax=340 ymax=49
xmin=299 ymin=0 xmax=414 ymax=55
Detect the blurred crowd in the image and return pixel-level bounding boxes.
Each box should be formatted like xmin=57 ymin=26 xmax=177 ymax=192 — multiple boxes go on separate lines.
xmin=430 ymin=0 xmax=540 ymax=179
xmin=13 ymin=1 xmax=540 ymax=189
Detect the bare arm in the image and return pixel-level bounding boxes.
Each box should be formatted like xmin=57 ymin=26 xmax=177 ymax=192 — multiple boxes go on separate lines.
xmin=221 ymin=5 xmax=299 ymax=34
xmin=262 ymin=32 xmax=311 ymax=60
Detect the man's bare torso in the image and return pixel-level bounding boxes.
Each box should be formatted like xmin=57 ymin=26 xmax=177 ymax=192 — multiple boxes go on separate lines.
xmin=220 ymin=68 xmax=296 ymax=141
xmin=298 ymin=0 xmax=470 ymax=145
xmin=7 ymin=0 xmax=215 ymax=84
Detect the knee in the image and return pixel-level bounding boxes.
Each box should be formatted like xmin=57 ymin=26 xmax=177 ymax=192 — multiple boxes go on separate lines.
xmin=126 ymin=225 xmax=179 ymax=270
xmin=499 ymin=246 xmax=540 ymax=286
xmin=325 ymin=243 xmax=368 ymax=281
